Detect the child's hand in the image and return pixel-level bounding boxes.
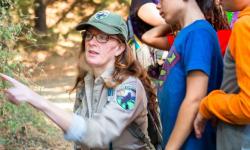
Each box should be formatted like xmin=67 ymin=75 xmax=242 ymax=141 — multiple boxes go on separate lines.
xmin=194 ymin=112 xmax=208 ymax=139
xmin=0 ymin=73 xmax=36 ymax=105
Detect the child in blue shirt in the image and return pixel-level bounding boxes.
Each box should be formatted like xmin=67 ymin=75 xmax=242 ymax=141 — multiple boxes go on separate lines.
xmin=143 ymin=0 xmax=225 ymax=149
xmin=158 ymin=20 xmax=223 ymax=150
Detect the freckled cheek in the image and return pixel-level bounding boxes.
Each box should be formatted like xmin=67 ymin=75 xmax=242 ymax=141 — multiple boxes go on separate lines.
xmin=106 ymin=48 xmax=116 ymax=55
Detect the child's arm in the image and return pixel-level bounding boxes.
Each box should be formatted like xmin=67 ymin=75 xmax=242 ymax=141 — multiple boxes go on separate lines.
xmin=199 ymin=90 xmax=250 ymax=124
xmin=141 ymin=24 xmax=172 ymax=50
xmin=165 ymin=71 xmax=208 ymax=150
xmin=194 ymin=88 xmax=250 ymax=138
xmin=198 ymin=16 xmax=250 ymax=124
xmin=137 ymin=2 xmax=166 ymax=26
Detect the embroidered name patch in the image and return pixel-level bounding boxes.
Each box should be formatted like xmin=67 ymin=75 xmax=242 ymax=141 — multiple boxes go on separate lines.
xmin=116 ymin=87 xmax=136 ymax=111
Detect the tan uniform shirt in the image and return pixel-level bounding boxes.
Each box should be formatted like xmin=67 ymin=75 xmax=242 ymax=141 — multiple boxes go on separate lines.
xmin=65 ymin=68 xmax=149 ymax=149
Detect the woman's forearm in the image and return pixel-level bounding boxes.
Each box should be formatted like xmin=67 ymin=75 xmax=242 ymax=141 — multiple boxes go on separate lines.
xmin=0 ymin=73 xmax=75 ymax=132
xmin=27 ymin=92 xmax=74 ymax=132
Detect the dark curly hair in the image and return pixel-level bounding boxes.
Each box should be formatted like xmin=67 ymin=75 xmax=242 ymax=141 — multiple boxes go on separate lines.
xmin=195 ymin=0 xmax=230 ymax=30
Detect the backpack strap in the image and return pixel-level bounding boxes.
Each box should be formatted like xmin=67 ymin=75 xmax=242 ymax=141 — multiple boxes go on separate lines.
xmin=107 ymin=88 xmax=114 ymax=150
xmin=127 ymin=121 xmax=155 ymax=150
xmin=127 ymin=16 xmax=135 ymax=41
xmin=109 ymin=143 xmax=113 ymax=150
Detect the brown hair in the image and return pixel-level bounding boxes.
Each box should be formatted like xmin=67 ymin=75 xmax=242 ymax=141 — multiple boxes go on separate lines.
xmin=71 ymin=34 xmax=158 ymax=121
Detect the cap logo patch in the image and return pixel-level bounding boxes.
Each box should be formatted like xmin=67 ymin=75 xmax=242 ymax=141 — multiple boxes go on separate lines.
xmin=95 ymin=10 xmax=110 ymax=20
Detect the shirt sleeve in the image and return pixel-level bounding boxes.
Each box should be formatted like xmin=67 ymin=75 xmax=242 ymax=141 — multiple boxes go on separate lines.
xmin=183 ymin=29 xmax=215 ymax=76
xmin=65 ymin=77 xmax=147 ymax=148
xmin=199 ymin=16 xmax=250 ymax=124
xmin=64 ymin=114 xmax=87 ymax=141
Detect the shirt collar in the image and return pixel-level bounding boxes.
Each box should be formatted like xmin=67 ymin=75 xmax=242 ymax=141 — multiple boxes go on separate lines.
xmin=84 ymin=66 xmax=115 ymax=84
xmin=100 ymin=66 xmax=114 ymax=80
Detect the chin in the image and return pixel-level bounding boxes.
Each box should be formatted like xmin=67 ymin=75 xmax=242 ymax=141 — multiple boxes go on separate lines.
xmin=164 ymin=15 xmax=174 ymax=25
xmin=86 ymin=59 xmax=98 ymax=66
xmin=165 ymin=19 xmax=175 ymax=26
xmin=220 ymin=3 xmax=236 ymax=11
xmin=223 ymin=7 xmax=236 ymax=12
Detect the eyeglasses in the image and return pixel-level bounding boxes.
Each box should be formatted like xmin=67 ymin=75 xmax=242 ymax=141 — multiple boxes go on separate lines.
xmin=82 ymin=31 xmax=121 ymax=43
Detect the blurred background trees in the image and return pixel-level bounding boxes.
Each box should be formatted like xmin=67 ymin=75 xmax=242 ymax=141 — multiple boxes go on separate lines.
xmin=34 ymin=0 xmax=47 ymax=32
xmin=17 ymin=0 xmax=130 ymax=33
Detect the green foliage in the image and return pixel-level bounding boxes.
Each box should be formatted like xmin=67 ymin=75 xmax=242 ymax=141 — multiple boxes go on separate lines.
xmin=0 ymin=0 xmax=12 ymax=9
xmin=0 ymin=0 xmax=22 ymax=84
xmin=0 ymin=0 xmax=25 ymax=82
xmin=0 ymin=0 xmax=57 ymax=147
xmin=0 ymin=102 xmax=55 ymax=134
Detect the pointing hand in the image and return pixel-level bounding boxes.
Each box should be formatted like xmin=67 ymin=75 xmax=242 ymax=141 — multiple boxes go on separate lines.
xmin=0 ymin=73 xmax=36 ymax=105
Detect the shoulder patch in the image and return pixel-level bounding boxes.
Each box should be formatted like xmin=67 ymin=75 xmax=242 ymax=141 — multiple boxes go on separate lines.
xmin=116 ymin=86 xmax=136 ymax=111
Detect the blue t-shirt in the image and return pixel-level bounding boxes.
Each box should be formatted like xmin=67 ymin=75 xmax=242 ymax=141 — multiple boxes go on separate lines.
xmin=158 ymin=20 xmax=223 ymax=149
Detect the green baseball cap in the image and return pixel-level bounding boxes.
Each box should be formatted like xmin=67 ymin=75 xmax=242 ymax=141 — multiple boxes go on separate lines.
xmin=76 ymin=10 xmax=128 ymax=41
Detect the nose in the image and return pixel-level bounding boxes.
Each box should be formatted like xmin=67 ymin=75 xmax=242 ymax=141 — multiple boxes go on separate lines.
xmin=157 ymin=2 xmax=163 ymax=16
xmin=156 ymin=2 xmax=161 ymax=10
xmin=157 ymin=3 xmax=164 ymax=17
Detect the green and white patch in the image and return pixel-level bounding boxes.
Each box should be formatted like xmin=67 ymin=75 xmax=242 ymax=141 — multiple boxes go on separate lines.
xmin=116 ymin=86 xmax=136 ymax=111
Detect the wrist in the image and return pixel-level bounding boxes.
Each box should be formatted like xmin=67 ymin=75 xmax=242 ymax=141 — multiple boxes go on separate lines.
xmin=27 ymin=92 xmax=47 ymax=111
xmin=165 ymin=141 xmax=180 ymax=150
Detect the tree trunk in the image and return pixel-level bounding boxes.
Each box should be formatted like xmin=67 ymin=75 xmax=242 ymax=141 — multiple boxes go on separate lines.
xmin=34 ymin=0 xmax=47 ymax=33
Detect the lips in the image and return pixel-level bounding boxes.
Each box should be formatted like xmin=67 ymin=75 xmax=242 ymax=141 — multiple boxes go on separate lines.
xmin=88 ymin=50 xmax=99 ymax=55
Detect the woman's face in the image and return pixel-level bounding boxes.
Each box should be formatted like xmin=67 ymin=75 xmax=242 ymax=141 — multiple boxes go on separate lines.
xmin=158 ymin=0 xmax=184 ymax=24
xmin=84 ymin=27 xmax=125 ymax=70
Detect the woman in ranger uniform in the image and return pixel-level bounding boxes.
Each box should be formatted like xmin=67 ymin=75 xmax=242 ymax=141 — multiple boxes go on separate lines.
xmin=0 ymin=10 xmax=157 ymax=149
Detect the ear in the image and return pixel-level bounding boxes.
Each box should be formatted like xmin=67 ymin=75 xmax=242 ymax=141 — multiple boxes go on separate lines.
xmin=115 ymin=43 xmax=126 ymax=56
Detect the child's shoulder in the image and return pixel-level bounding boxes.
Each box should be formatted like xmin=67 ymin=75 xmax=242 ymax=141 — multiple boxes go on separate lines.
xmin=233 ymin=9 xmax=250 ymax=30
xmin=182 ymin=20 xmax=215 ymax=34
xmin=184 ymin=20 xmax=216 ymax=38
xmin=234 ymin=15 xmax=250 ymax=28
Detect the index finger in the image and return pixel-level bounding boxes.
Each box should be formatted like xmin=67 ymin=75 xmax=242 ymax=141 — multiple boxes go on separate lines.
xmin=0 ymin=73 xmax=20 ymax=85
